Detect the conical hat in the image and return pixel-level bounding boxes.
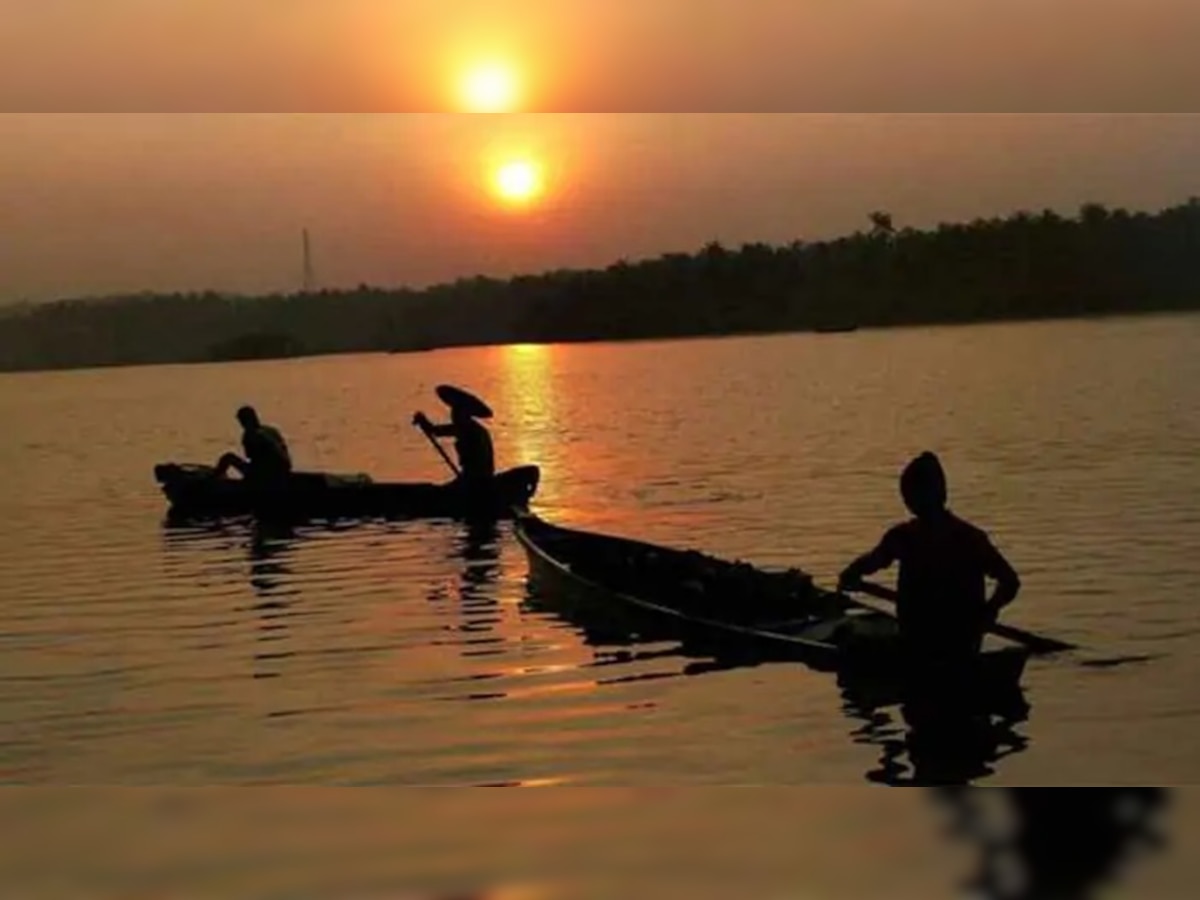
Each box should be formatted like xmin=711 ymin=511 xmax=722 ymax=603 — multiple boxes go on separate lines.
xmin=435 ymin=384 xmax=493 ymax=419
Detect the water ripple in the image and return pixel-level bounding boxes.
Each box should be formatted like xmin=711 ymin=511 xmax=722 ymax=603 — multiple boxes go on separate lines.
xmin=1 ymin=318 xmax=1199 ymax=784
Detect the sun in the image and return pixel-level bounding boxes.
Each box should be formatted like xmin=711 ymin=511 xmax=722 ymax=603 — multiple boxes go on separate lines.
xmin=492 ymin=159 xmax=544 ymax=206
xmin=461 ymin=63 xmax=519 ymax=113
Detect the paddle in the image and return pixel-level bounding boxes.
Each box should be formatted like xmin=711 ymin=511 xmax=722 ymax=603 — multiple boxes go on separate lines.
xmin=413 ymin=416 xmax=461 ymax=478
xmin=845 ymin=580 xmax=1077 ymax=655
xmin=414 ymin=403 xmax=533 ymax=521
xmin=414 ymin=384 xmax=489 ymax=481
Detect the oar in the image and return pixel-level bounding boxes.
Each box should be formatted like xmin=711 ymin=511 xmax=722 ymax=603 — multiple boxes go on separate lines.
xmin=414 ymin=419 xmax=460 ymax=478
xmin=848 ymin=580 xmax=1077 ymax=655
xmin=414 ymin=416 xmax=534 ymax=522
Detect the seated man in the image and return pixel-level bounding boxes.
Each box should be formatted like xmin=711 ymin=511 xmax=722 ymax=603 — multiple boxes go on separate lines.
xmin=215 ymin=405 xmax=293 ymax=484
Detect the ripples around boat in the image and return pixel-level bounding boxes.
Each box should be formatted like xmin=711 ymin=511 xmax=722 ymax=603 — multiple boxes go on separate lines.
xmin=1 ymin=314 xmax=1199 ymax=786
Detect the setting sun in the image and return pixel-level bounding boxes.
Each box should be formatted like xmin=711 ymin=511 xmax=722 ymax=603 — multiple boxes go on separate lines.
xmin=492 ymin=159 xmax=544 ymax=206
xmin=461 ymin=63 xmax=519 ymax=113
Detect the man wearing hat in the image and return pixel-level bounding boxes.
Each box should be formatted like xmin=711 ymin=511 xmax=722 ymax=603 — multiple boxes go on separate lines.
xmin=413 ymin=385 xmax=496 ymax=489
xmin=838 ymin=452 xmax=1022 ymax=669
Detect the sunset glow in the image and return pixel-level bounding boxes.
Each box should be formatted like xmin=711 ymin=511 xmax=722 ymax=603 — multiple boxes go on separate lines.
xmin=461 ymin=63 xmax=519 ymax=112
xmin=492 ymin=159 xmax=544 ymax=206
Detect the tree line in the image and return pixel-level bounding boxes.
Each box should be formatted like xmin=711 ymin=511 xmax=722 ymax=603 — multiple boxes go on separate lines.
xmin=1 ymin=199 xmax=1198 ymax=372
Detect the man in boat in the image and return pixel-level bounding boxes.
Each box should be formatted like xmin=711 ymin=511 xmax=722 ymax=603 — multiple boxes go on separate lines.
xmin=214 ymin=405 xmax=293 ymax=484
xmin=412 ymin=386 xmax=496 ymax=491
xmin=837 ymin=452 xmax=1021 ymax=671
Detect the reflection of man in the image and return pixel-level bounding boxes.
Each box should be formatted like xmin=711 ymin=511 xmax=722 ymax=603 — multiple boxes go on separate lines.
xmin=215 ymin=406 xmax=292 ymax=484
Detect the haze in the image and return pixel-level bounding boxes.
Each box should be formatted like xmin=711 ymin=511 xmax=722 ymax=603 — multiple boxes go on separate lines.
xmin=4 ymin=1 xmax=1200 ymax=111
xmin=3 ymin=1 xmax=1200 ymax=302
xmin=3 ymin=114 xmax=1200 ymax=302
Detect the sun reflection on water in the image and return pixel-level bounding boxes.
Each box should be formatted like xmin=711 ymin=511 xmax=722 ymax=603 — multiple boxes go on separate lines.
xmin=498 ymin=343 xmax=559 ymax=510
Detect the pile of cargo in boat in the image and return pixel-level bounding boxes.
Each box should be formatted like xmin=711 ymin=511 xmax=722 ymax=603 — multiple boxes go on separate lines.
xmin=563 ymin=537 xmax=822 ymax=626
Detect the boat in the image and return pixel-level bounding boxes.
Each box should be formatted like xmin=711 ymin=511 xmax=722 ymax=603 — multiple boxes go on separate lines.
xmin=514 ymin=512 xmax=1029 ymax=690
xmin=154 ymin=462 xmax=540 ymax=522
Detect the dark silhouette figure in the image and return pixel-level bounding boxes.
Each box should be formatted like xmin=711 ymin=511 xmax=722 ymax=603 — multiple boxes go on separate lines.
xmin=214 ymin=405 xmax=293 ymax=483
xmin=838 ymin=452 xmax=1021 ymax=670
xmin=934 ymin=788 xmax=1169 ymax=899
xmin=413 ymin=387 xmax=496 ymax=487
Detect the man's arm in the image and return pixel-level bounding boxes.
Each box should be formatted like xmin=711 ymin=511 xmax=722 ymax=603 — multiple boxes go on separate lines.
xmin=838 ymin=529 xmax=900 ymax=592
xmin=413 ymin=412 xmax=456 ymax=438
xmin=981 ymin=538 xmax=1021 ymax=616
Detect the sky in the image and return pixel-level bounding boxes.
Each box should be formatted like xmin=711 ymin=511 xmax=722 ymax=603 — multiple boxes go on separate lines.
xmin=1 ymin=2 xmax=1199 ymax=302
xmin=5 ymin=1 xmax=1200 ymax=112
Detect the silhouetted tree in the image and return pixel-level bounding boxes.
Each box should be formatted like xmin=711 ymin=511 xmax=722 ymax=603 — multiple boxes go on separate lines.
xmin=868 ymin=210 xmax=895 ymax=239
xmin=2 ymin=199 xmax=1200 ymax=371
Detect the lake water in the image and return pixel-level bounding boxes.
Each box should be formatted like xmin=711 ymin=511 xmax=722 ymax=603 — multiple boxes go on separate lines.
xmin=2 ymin=314 xmax=1199 ymax=790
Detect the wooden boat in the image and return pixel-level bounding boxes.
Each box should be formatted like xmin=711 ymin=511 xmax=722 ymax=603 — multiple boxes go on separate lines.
xmin=155 ymin=462 xmax=540 ymax=522
xmin=515 ymin=513 xmax=1029 ymax=692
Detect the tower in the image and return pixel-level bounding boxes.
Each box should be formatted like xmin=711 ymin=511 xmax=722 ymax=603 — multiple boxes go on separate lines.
xmin=302 ymin=228 xmax=315 ymax=293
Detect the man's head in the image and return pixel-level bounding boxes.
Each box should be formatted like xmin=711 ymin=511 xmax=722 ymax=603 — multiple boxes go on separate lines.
xmin=900 ymin=451 xmax=948 ymax=518
xmin=236 ymin=406 xmax=260 ymax=430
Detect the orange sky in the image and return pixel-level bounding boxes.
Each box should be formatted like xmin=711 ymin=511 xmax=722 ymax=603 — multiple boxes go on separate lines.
xmin=2 ymin=113 xmax=1199 ymax=302
xmin=3 ymin=1 xmax=1199 ymax=112
xmin=2 ymin=112 xmax=1200 ymax=303
xmin=1 ymin=2 xmax=1199 ymax=301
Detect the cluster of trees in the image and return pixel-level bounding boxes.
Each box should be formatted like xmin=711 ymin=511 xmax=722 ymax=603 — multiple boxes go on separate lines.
xmin=2 ymin=199 xmax=1198 ymax=372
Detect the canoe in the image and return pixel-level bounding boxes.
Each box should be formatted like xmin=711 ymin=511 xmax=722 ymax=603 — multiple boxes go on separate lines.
xmin=154 ymin=462 xmax=540 ymax=522
xmin=514 ymin=512 xmax=1029 ymax=689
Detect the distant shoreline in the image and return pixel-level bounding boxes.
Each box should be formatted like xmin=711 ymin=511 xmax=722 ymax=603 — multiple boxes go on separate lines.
xmin=3 ymin=198 xmax=1199 ymax=374
xmin=1 ymin=307 xmax=1194 ymax=377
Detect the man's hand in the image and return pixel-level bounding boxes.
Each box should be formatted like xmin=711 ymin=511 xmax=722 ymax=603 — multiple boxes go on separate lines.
xmin=412 ymin=411 xmax=430 ymax=430
xmin=837 ymin=569 xmax=862 ymax=594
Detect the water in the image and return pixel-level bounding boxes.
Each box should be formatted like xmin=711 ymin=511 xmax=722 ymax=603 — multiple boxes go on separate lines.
xmin=2 ymin=314 xmax=1199 ymax=787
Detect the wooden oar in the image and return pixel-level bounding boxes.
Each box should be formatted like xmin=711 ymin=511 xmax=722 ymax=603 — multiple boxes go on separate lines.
xmin=848 ymin=580 xmax=1077 ymax=655
xmin=415 ymin=420 xmax=532 ymax=521
xmin=415 ymin=420 xmax=461 ymax=478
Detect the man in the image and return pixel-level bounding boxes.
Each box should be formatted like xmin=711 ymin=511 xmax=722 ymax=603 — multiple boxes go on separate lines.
xmin=413 ymin=403 xmax=495 ymax=486
xmin=214 ymin=405 xmax=293 ymax=483
xmin=838 ymin=452 xmax=1021 ymax=668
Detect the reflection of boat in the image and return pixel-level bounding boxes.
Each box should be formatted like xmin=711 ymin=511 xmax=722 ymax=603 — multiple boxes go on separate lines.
xmin=514 ymin=513 xmax=1028 ymax=688
xmin=154 ymin=463 xmax=540 ymax=522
